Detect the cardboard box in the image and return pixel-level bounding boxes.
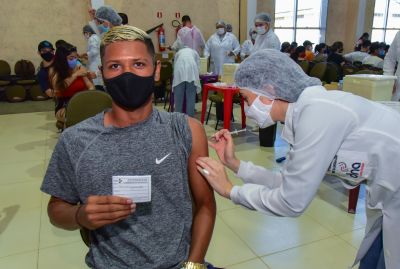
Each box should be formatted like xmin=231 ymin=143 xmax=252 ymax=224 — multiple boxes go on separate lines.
xmin=343 ymin=74 xmax=397 ymax=101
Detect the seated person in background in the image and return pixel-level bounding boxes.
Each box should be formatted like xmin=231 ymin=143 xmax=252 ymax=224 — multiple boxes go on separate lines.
xmin=344 ymin=40 xmax=370 ymax=63
xmin=37 ymin=40 xmax=55 ymax=97
xmin=240 ymin=28 xmax=257 ymax=60
xmin=48 ymin=43 xmax=94 ymax=127
xmin=290 ymin=45 xmax=306 ymax=62
xmin=362 ymin=41 xmax=384 ymax=68
xmin=303 ymin=40 xmax=314 ymax=61
xmin=280 ymin=41 xmax=291 ymax=56
xmin=378 ymin=42 xmax=387 ymax=59
xmin=173 ymin=47 xmax=201 ymax=117
xmin=289 ymin=41 xmax=298 ymax=55
xmin=41 ymin=25 xmax=216 ymax=269
xmin=313 ymin=43 xmax=328 ymax=63
xmin=55 ymin=39 xmax=68 ymax=49
xmin=327 ymin=41 xmax=345 ymax=66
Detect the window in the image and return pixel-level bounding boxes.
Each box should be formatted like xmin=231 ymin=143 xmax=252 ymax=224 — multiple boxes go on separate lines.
xmin=371 ymin=0 xmax=400 ymax=44
xmin=274 ymin=0 xmax=328 ymax=46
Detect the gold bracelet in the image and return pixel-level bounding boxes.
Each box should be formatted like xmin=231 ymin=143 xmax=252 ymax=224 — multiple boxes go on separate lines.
xmin=182 ymin=261 xmax=207 ymax=269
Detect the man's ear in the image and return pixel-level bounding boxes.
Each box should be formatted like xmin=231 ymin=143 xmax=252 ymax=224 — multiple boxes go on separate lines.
xmin=154 ymin=60 xmax=161 ymax=81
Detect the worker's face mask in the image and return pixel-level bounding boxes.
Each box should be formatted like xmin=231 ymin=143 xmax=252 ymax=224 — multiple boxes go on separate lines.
xmin=256 ymin=26 xmax=266 ymax=35
xmin=104 ymin=72 xmax=155 ymax=110
xmin=217 ymin=28 xmax=225 ymax=35
xmin=98 ymin=24 xmax=109 ymax=34
xmin=244 ymin=96 xmax=275 ymax=128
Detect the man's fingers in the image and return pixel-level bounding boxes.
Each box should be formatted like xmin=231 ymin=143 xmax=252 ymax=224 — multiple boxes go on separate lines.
xmin=87 ymin=209 xmax=132 ymax=222
xmin=87 ymin=195 xmax=133 ymax=205
xmin=85 ymin=203 xmax=135 ymax=214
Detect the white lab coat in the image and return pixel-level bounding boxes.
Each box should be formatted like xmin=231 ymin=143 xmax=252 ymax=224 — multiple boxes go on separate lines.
xmin=251 ymin=29 xmax=281 ymax=53
xmin=175 ymin=26 xmax=205 ymax=55
xmin=230 ymin=85 xmax=400 ymax=269
xmin=240 ymin=39 xmax=254 ymax=60
xmin=204 ymin=32 xmax=240 ymax=75
xmin=344 ymin=51 xmax=369 ymax=63
xmin=86 ymin=34 xmax=103 ymax=86
xmin=384 ymin=30 xmax=400 ymax=101
xmin=172 ymin=48 xmax=201 ymax=93
xmin=362 ymin=55 xmax=384 ymax=68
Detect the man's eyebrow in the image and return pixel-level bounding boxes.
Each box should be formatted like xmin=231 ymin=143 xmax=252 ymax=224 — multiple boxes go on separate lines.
xmin=104 ymin=57 xmax=151 ymax=64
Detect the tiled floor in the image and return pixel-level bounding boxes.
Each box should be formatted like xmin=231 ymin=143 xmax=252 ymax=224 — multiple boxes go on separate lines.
xmin=0 ymin=102 xmax=366 ymax=269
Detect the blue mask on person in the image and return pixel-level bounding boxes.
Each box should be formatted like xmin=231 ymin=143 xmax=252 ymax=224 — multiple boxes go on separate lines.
xmin=68 ymin=58 xmax=78 ymax=69
xmin=378 ymin=50 xmax=385 ymax=57
xmin=98 ymin=24 xmax=109 ymax=34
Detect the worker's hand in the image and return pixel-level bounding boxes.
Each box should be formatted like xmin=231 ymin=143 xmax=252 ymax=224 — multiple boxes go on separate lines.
xmin=209 ymin=129 xmax=240 ymax=173
xmin=88 ymin=8 xmax=96 ymax=20
xmin=196 ymin=157 xmax=233 ymax=199
xmin=76 ymin=195 xmax=136 ymax=230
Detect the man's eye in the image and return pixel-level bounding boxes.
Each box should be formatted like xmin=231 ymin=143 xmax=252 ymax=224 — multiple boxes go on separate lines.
xmin=134 ymin=62 xmax=145 ymax=68
xmin=110 ymin=64 xmax=119 ymax=69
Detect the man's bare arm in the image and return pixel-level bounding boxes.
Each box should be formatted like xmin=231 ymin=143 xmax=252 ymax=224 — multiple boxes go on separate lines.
xmin=186 ymin=118 xmax=216 ymax=263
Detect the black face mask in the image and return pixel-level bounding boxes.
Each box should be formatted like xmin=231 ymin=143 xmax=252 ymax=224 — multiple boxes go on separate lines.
xmin=104 ymin=72 xmax=155 ymax=110
xmin=40 ymin=51 xmax=54 ymax=62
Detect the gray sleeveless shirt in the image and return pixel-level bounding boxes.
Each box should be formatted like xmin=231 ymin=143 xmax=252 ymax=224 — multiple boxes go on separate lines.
xmin=41 ymin=109 xmax=193 ymax=269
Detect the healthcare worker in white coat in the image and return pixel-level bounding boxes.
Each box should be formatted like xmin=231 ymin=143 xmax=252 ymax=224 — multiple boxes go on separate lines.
xmin=383 ymin=30 xmax=400 ymax=101
xmin=240 ymin=28 xmax=257 ymax=60
xmin=204 ymin=20 xmax=240 ymax=75
xmin=252 ymin=12 xmax=281 ymax=53
xmin=196 ymin=49 xmax=400 ymax=269
xmin=172 ymin=47 xmax=201 ymax=117
xmin=81 ymin=25 xmax=103 ymax=88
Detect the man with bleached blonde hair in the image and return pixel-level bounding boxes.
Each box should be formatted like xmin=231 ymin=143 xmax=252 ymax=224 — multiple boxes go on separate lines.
xmin=42 ymin=25 xmax=216 ymax=269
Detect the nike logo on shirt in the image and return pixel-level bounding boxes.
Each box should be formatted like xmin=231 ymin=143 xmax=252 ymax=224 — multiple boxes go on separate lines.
xmin=156 ymin=153 xmax=171 ymax=164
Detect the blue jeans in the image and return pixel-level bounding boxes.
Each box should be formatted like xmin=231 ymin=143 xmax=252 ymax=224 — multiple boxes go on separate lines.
xmin=359 ymin=231 xmax=385 ymax=269
xmin=174 ymin=81 xmax=196 ymax=117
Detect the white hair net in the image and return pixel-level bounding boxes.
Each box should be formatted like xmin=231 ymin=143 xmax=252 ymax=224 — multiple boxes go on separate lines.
xmin=254 ymin=12 xmax=271 ymax=23
xmin=95 ymin=5 xmax=122 ymax=26
xmin=216 ymin=20 xmax=226 ymax=27
xmin=234 ymin=49 xmax=322 ymax=102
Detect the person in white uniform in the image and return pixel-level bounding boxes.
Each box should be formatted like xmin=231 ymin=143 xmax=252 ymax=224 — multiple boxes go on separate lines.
xmin=204 ymin=20 xmax=240 ymax=75
xmin=384 ymin=30 xmax=400 ymax=101
xmin=240 ymin=28 xmax=257 ymax=60
xmin=252 ymin=13 xmax=281 ymax=53
xmin=81 ymin=25 xmax=103 ymax=89
xmin=344 ymin=40 xmax=371 ymax=64
xmin=172 ymin=47 xmax=201 ymax=117
xmin=362 ymin=42 xmax=384 ymax=69
xmin=196 ymin=49 xmax=400 ymax=269
xmin=171 ymin=15 xmax=205 ymax=56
